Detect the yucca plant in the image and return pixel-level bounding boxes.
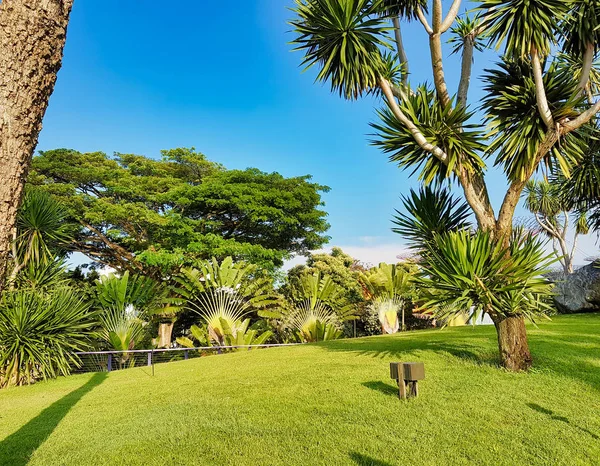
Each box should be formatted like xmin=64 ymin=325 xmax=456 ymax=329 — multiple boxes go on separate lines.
xmin=0 ymin=287 xmax=95 ymax=387
xmin=417 ymin=229 xmax=555 ymax=369
xmin=7 ymin=189 xmax=74 ymax=288
xmin=523 ymin=179 xmax=589 ymax=274
xmin=290 ymin=0 xmax=600 ymax=370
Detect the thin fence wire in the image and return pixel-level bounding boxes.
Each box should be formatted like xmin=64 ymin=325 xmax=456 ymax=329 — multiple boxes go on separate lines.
xmin=72 ymin=343 xmax=301 ymax=374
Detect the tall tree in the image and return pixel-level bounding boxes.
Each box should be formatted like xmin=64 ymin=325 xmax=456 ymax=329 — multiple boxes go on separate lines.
xmin=29 ymin=148 xmax=330 ymax=275
xmin=290 ymin=0 xmax=600 ymax=370
xmin=523 ymin=179 xmax=589 ymax=274
xmin=0 ymin=0 xmax=74 ymax=291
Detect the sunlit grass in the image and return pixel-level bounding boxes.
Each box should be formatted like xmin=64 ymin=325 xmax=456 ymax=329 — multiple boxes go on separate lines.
xmin=0 ymin=314 xmax=599 ymax=465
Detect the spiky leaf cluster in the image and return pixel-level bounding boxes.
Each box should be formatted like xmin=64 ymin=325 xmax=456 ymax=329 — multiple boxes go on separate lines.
xmin=392 ymin=186 xmax=472 ymax=251
xmin=372 ymin=86 xmax=486 ymax=184
xmin=561 ymin=0 xmax=600 ymax=57
xmin=448 ymin=14 xmax=487 ymax=57
xmin=482 ymin=59 xmax=584 ymax=181
xmin=379 ymin=0 xmax=428 ymax=20
xmin=480 ymin=0 xmax=569 ymax=58
xmin=290 ymin=0 xmax=391 ymax=99
xmin=417 ymin=230 xmax=555 ymax=323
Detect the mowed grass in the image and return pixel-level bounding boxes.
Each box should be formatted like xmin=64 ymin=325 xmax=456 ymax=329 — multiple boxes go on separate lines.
xmin=1 ymin=314 xmax=599 ymax=466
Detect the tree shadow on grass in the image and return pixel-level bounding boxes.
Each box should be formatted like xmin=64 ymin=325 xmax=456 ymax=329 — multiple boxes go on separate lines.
xmin=526 ymin=403 xmax=599 ymax=440
xmin=361 ymin=380 xmax=399 ymax=397
xmin=0 ymin=372 xmax=107 ymax=466
xmin=349 ymin=451 xmax=394 ymax=465
xmin=322 ymin=330 xmax=500 ymax=369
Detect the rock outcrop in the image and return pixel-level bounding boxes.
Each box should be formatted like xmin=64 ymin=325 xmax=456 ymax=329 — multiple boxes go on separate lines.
xmin=547 ymin=262 xmax=600 ymax=313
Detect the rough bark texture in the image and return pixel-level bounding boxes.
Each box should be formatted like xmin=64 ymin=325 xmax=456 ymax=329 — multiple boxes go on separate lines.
xmin=0 ymin=0 xmax=73 ymax=291
xmin=157 ymin=322 xmax=174 ymax=348
xmin=493 ymin=315 xmax=532 ymax=371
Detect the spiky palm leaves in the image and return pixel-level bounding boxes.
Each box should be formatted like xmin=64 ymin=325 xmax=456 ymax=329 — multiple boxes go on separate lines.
xmin=290 ymin=0 xmax=391 ymax=99
xmin=175 ymin=257 xmax=274 ymax=346
xmin=392 ymin=186 xmax=471 ymax=252
xmin=481 ymin=0 xmax=569 ymax=58
xmin=96 ymin=271 xmax=164 ymax=353
xmin=0 ymin=288 xmax=95 ymax=387
xmin=279 ymin=271 xmax=357 ymax=342
xmin=482 ymin=59 xmax=583 ymax=180
xmin=8 ymin=189 xmax=75 ymax=288
xmin=372 ymin=86 xmax=487 ymax=184
xmin=418 ymin=230 xmax=555 ymax=325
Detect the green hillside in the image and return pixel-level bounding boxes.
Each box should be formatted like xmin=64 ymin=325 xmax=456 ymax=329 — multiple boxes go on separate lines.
xmin=1 ymin=314 xmax=599 ymax=465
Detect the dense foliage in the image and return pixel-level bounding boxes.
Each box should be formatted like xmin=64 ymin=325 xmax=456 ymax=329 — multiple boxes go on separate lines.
xmin=28 ymin=148 xmax=330 ymax=275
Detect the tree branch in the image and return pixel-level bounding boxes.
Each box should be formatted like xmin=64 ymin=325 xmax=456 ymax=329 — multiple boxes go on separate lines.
xmin=496 ymin=130 xmax=560 ymax=235
xmin=416 ymin=6 xmax=433 ymax=34
xmin=562 ymin=99 xmax=600 ymax=133
xmin=578 ymin=43 xmax=594 ymax=92
xmin=531 ymin=48 xmax=555 ymax=130
xmin=440 ymin=0 xmax=461 ymax=33
xmin=457 ymin=35 xmax=474 ymax=107
xmin=379 ymin=78 xmax=449 ymax=163
xmin=78 ymin=220 xmax=143 ymax=271
xmin=392 ymin=16 xmax=409 ymax=87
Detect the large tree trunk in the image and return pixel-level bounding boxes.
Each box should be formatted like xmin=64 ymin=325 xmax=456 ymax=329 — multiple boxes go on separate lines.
xmin=0 ymin=0 xmax=73 ymax=291
xmin=492 ymin=315 xmax=532 ymax=371
xmin=157 ymin=321 xmax=174 ymax=348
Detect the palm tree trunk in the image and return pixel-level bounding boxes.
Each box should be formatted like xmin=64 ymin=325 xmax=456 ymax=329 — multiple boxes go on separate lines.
xmin=157 ymin=321 xmax=174 ymax=348
xmin=492 ymin=314 xmax=532 ymax=371
xmin=0 ymin=0 xmax=73 ymax=291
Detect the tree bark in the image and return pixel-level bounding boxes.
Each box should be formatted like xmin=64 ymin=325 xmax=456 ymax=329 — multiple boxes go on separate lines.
xmin=493 ymin=315 xmax=532 ymax=371
xmin=157 ymin=321 xmax=175 ymax=348
xmin=0 ymin=0 xmax=73 ymax=291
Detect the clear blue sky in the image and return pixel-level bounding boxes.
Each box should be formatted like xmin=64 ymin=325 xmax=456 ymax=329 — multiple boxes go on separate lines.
xmin=39 ymin=0 xmax=581 ymax=264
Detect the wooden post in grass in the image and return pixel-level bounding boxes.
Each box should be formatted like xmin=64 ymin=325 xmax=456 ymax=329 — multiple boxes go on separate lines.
xmin=390 ymin=362 xmax=425 ymax=399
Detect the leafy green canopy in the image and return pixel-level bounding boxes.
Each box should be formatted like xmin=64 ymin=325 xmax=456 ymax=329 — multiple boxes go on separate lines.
xmin=28 ymin=148 xmax=330 ymax=275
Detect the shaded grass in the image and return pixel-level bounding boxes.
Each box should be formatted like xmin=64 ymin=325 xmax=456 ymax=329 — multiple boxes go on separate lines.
xmin=0 ymin=314 xmax=599 ymax=465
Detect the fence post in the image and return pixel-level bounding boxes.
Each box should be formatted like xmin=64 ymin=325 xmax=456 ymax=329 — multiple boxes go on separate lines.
xmin=147 ymin=351 xmax=152 ymax=367
xmin=184 ymin=350 xmax=189 ymax=360
xmin=107 ymin=353 xmax=112 ymax=372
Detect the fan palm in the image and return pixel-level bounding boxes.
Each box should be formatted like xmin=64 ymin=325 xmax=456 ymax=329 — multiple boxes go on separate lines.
xmin=175 ymin=257 xmax=275 ymax=346
xmin=361 ymin=262 xmax=415 ymax=331
xmin=277 ymin=271 xmax=358 ymax=342
xmin=96 ymin=271 xmax=163 ymax=354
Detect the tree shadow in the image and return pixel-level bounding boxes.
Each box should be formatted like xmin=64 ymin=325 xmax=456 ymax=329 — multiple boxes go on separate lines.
xmin=349 ymin=451 xmax=394 ymax=466
xmin=361 ymin=380 xmax=399 ymax=397
xmin=526 ymin=403 xmax=599 ymax=440
xmin=322 ymin=330 xmax=500 ymax=368
xmin=0 ymin=372 xmax=107 ymax=465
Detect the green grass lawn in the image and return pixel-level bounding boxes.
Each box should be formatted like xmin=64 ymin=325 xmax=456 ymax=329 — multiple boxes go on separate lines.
xmin=1 ymin=314 xmax=599 ymax=465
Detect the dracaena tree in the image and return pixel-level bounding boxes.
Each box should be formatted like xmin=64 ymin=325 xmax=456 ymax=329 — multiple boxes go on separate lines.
xmin=290 ymin=0 xmax=600 ymax=370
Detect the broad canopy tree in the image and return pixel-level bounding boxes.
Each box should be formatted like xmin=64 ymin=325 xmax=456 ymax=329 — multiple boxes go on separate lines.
xmin=290 ymin=0 xmax=600 ymax=370
xmin=28 ymin=147 xmax=330 ymax=276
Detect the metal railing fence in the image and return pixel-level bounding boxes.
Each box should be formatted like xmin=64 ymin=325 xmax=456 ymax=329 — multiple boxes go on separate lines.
xmin=72 ymin=343 xmax=301 ymax=374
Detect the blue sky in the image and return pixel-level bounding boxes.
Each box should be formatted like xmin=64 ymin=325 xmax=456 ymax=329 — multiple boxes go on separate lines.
xmin=37 ymin=0 xmax=595 ymax=266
